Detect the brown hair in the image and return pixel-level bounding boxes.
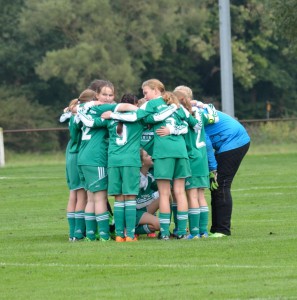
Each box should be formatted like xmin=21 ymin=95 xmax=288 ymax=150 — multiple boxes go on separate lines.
xmin=116 ymin=94 xmax=139 ymax=135
xmin=68 ymin=98 xmax=78 ymax=109
xmin=88 ymin=79 xmax=116 ymax=99
xmin=142 ymin=79 xmax=165 ymax=94
xmin=78 ymin=89 xmax=96 ymax=103
xmin=162 ymin=91 xmax=180 ymax=106
xmin=137 ymin=98 xmax=147 ymax=107
xmin=120 ymin=93 xmax=138 ymax=105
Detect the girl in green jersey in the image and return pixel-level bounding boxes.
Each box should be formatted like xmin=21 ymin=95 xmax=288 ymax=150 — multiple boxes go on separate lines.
xmin=76 ymin=85 xmax=117 ymax=242
xmin=174 ymin=88 xmax=217 ymax=239
xmin=60 ymin=98 xmax=87 ymax=241
xmin=139 ymin=79 xmax=201 ymax=240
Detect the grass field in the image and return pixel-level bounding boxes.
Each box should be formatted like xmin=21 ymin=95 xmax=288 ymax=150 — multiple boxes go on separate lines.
xmin=1 ymin=145 xmax=297 ymax=299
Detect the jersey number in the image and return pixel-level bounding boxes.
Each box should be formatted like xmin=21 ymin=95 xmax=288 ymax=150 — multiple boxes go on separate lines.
xmin=81 ymin=127 xmax=91 ymax=140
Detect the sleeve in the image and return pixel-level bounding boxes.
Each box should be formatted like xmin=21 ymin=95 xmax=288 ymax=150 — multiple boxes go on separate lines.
xmin=206 ymin=133 xmax=217 ymax=171
xmin=77 ymin=110 xmax=107 ymax=128
xmin=144 ymin=104 xmax=177 ymax=124
xmin=152 ymin=191 xmax=159 ymax=200
xmin=139 ymin=172 xmax=149 ymax=189
xmin=168 ymin=120 xmax=188 ymax=135
xmin=81 ymin=101 xmax=95 ymax=113
xmin=109 ymin=111 xmax=138 ymax=122
xmin=187 ymin=114 xmax=202 ymax=133
xmin=77 ymin=109 xmax=95 ymax=127
xmin=204 ymin=104 xmax=219 ymax=124
xmin=59 ymin=112 xmax=72 ymax=123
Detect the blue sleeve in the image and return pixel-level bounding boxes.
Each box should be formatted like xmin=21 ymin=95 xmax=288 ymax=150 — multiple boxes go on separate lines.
xmin=206 ymin=133 xmax=217 ymax=171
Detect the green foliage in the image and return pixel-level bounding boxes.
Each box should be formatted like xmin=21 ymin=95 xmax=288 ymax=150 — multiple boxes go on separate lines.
xmin=245 ymin=120 xmax=297 ymax=144
xmin=269 ymin=0 xmax=297 ymax=45
xmin=1 ymin=152 xmax=297 ymax=299
xmin=0 ymin=87 xmax=61 ymax=152
xmin=0 ymin=0 xmax=297 ymax=124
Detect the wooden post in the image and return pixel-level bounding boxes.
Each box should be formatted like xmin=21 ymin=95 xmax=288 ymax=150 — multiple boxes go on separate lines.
xmin=0 ymin=128 xmax=5 ymax=167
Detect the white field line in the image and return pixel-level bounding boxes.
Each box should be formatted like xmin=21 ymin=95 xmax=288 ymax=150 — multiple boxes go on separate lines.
xmin=0 ymin=262 xmax=295 ymax=269
xmin=233 ymin=186 xmax=297 ymax=191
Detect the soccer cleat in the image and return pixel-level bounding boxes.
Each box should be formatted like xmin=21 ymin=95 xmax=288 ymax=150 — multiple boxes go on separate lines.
xmin=200 ymin=232 xmax=209 ymax=238
xmin=72 ymin=237 xmax=85 ymax=242
xmin=172 ymin=229 xmax=178 ymax=237
xmin=115 ymin=236 xmax=126 ymax=242
xmin=187 ymin=234 xmax=201 ymax=240
xmin=84 ymin=237 xmax=96 ymax=242
xmin=69 ymin=237 xmax=74 ymax=242
xmin=158 ymin=233 xmax=170 ymax=240
xmin=209 ymin=232 xmax=227 ymax=238
xmin=159 ymin=235 xmax=170 ymax=240
xmin=147 ymin=232 xmax=156 ymax=238
xmin=176 ymin=234 xmax=188 ymax=240
xmin=100 ymin=237 xmax=111 ymax=242
xmin=125 ymin=237 xmax=138 ymax=242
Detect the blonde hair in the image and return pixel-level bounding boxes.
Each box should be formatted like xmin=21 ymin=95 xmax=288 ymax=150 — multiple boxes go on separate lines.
xmin=174 ymin=85 xmax=193 ymax=100
xmin=173 ymin=90 xmax=193 ymax=115
xmin=78 ymin=89 xmax=96 ymax=103
xmin=68 ymin=99 xmax=79 ymax=111
xmin=162 ymin=91 xmax=180 ymax=106
xmin=142 ymin=79 xmax=165 ymax=94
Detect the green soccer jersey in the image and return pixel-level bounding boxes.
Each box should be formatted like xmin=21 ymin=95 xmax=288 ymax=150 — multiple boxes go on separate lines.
xmin=183 ymin=107 xmax=210 ymax=177
xmin=140 ymin=125 xmax=154 ymax=156
xmin=106 ymin=118 xmax=144 ymax=168
xmin=140 ymin=97 xmax=197 ymax=159
xmin=136 ymin=170 xmax=158 ymax=209
xmin=67 ymin=115 xmax=83 ymax=153
xmin=77 ymin=104 xmax=116 ymax=166
xmin=104 ymin=103 xmax=178 ymax=159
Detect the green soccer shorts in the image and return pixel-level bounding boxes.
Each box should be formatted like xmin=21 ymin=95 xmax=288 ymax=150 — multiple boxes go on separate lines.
xmin=78 ymin=165 xmax=108 ymax=192
xmin=153 ymin=158 xmax=191 ymax=180
xmin=108 ymin=166 xmax=140 ymax=196
xmin=185 ymin=175 xmax=210 ymax=190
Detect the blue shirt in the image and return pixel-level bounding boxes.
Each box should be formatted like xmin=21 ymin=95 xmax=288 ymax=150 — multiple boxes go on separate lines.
xmin=205 ymin=111 xmax=250 ymax=155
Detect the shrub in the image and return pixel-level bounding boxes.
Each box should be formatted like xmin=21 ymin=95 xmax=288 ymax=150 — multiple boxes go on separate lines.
xmin=0 ymin=86 xmax=62 ymax=152
xmin=245 ymin=120 xmax=297 ymax=144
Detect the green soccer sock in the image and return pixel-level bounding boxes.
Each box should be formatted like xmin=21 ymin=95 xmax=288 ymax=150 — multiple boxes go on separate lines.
xmin=199 ymin=206 xmax=209 ymax=234
xmin=159 ymin=212 xmax=171 ymax=237
xmin=85 ymin=212 xmax=97 ymax=240
xmin=67 ymin=212 xmax=75 ymax=239
xmin=125 ymin=200 xmax=136 ymax=239
xmin=171 ymin=203 xmax=178 ymax=233
xmin=177 ymin=211 xmax=188 ymax=236
xmin=74 ymin=210 xmax=85 ymax=239
xmin=114 ymin=201 xmax=125 ymax=238
xmin=96 ymin=212 xmax=110 ymax=240
xmin=188 ymin=208 xmax=200 ymax=235
xmin=135 ymin=224 xmax=152 ymax=235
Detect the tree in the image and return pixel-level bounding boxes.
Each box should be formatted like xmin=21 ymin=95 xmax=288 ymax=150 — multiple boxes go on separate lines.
xmin=0 ymin=86 xmax=61 ymax=152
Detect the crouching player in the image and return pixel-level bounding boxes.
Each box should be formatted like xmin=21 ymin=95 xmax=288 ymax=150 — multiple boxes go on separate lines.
xmin=135 ymin=149 xmax=160 ymax=238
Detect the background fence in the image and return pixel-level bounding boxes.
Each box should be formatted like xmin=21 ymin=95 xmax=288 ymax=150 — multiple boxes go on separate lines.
xmin=1 ymin=118 xmax=297 ymax=167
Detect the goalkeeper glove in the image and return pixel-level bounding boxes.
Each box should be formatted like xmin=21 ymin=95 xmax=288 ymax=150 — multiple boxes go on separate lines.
xmin=209 ymin=171 xmax=219 ymax=191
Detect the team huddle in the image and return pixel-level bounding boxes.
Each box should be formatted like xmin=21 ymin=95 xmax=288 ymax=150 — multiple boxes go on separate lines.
xmin=60 ymin=78 xmax=250 ymax=242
